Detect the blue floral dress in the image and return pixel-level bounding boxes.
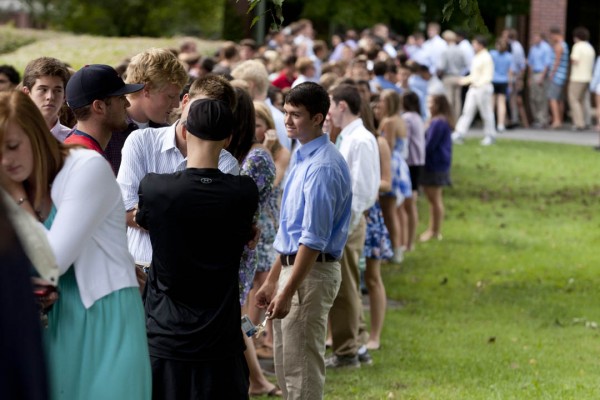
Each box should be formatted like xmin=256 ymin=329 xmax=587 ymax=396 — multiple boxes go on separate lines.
xmin=238 ymin=147 xmax=277 ymax=305
xmin=383 ymin=136 xmax=413 ymax=205
xmin=363 ymin=201 xmax=394 ymax=260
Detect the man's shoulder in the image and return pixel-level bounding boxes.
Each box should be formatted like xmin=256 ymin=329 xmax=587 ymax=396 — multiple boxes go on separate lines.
xmin=128 ymin=125 xmax=172 ymax=144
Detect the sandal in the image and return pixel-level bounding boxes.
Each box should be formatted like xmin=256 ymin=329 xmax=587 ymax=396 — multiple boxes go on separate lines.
xmin=250 ymin=386 xmax=283 ymax=397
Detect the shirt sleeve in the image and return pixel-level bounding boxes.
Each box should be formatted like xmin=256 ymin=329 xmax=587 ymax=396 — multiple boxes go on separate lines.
xmin=347 ymin=138 xmax=380 ymax=231
xmin=218 ymin=150 xmax=240 ymax=175
xmin=116 ymin=131 xmax=147 ymax=211
xmin=47 ymin=153 xmax=122 ymax=274
xmin=298 ymin=164 xmax=340 ymax=251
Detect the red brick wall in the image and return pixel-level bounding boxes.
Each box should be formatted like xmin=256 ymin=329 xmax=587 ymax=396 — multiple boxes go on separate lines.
xmin=528 ymin=0 xmax=568 ymax=46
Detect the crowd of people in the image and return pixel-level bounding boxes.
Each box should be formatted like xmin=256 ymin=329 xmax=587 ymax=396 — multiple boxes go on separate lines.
xmin=1 ymin=18 xmax=599 ymax=400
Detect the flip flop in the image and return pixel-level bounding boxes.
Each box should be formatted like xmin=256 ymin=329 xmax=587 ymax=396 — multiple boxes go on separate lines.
xmin=250 ymin=386 xmax=283 ymax=397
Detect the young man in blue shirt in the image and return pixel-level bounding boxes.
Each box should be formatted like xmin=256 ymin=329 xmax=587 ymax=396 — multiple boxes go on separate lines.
xmin=256 ymin=82 xmax=352 ymax=400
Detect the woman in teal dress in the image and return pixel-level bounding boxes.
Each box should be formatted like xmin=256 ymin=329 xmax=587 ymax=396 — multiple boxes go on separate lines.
xmin=0 ymin=90 xmax=151 ymax=399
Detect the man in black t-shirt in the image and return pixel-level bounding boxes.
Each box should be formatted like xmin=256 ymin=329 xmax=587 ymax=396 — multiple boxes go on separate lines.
xmin=136 ymin=99 xmax=258 ymax=400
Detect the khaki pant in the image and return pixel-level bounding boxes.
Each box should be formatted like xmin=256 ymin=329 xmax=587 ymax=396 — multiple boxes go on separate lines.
xmin=568 ymin=81 xmax=589 ymax=128
xmin=329 ymin=216 xmax=366 ymax=357
xmin=455 ymin=84 xmax=496 ymax=139
xmin=443 ymin=75 xmax=463 ymax=120
xmin=529 ymin=72 xmax=548 ymax=126
xmin=274 ymin=260 xmax=341 ymax=400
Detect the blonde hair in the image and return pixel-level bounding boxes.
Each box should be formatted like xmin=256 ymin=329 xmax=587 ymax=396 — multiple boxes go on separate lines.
xmin=125 ymin=48 xmax=188 ymax=92
xmin=380 ymin=89 xmax=402 ymax=117
xmin=0 ymin=91 xmax=69 ymax=210
xmin=231 ymin=60 xmax=270 ymax=97
xmin=253 ymin=101 xmax=275 ymax=130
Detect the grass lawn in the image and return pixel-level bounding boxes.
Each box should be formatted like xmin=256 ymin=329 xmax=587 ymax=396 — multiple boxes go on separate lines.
xmin=321 ymin=139 xmax=600 ymax=399
xmin=0 ymin=26 xmax=220 ymax=72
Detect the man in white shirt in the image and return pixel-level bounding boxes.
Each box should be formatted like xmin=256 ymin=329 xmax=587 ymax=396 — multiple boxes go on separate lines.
xmin=21 ymin=57 xmax=72 ymax=142
xmin=117 ymin=75 xmax=240 ymax=265
xmin=568 ymin=27 xmax=596 ymax=131
xmin=326 ymin=83 xmax=380 ymax=368
xmin=420 ymin=22 xmax=448 ymax=75
xmin=452 ymin=35 xmax=497 ymax=146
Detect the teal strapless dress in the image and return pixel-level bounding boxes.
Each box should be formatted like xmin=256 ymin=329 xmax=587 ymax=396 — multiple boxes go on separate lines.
xmin=44 ymin=206 xmax=152 ymax=399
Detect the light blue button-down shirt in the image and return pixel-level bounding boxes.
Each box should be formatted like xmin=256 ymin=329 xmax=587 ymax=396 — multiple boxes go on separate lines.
xmin=528 ymin=41 xmax=553 ymax=73
xmin=273 ymin=134 xmax=351 ymax=259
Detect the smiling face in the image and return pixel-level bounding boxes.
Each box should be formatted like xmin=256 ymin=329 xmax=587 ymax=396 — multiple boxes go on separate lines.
xmin=23 ymin=75 xmax=65 ymax=128
xmin=283 ymin=102 xmax=321 ymax=144
xmin=1 ymin=119 xmax=34 ymax=183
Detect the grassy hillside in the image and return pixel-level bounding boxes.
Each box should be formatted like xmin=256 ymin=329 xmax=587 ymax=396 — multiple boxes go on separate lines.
xmin=0 ymin=26 xmax=220 ymax=71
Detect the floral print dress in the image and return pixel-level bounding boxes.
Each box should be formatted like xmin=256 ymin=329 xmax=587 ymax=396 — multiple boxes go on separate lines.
xmin=238 ymin=146 xmax=277 ymax=305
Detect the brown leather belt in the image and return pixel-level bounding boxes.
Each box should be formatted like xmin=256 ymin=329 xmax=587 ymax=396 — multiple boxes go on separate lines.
xmin=280 ymin=253 xmax=337 ymax=266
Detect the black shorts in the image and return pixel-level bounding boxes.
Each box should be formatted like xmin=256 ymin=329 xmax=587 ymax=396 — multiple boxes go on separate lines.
xmin=151 ymin=354 xmax=249 ymax=399
xmin=420 ymin=170 xmax=452 ymax=187
xmin=408 ymin=165 xmax=423 ymax=190
xmin=493 ymin=82 xmax=508 ymax=95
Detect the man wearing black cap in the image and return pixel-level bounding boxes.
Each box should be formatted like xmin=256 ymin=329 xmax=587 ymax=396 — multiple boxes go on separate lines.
xmin=135 ymin=99 xmax=259 ymax=400
xmin=64 ymin=64 xmax=143 ymax=166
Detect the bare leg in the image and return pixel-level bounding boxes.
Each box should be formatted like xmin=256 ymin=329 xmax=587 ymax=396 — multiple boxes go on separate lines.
xmin=396 ymin=200 xmax=408 ymax=249
xmin=380 ymin=195 xmax=400 ymax=252
xmin=496 ymin=93 xmax=507 ymax=129
xmin=243 ymin=301 xmax=280 ymax=396
xmin=365 ymin=257 xmax=386 ymax=350
xmin=402 ymin=192 xmax=419 ymax=251
xmin=419 ymin=185 xmax=444 ymax=241
xmin=550 ymin=99 xmax=562 ymax=127
xmin=517 ymin=95 xmax=529 ymax=127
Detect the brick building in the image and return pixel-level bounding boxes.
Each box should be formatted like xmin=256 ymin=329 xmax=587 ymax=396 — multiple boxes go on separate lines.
xmin=528 ymin=0 xmax=599 ymax=49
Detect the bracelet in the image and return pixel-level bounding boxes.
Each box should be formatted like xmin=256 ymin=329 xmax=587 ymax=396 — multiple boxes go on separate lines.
xmin=16 ymin=197 xmax=28 ymax=205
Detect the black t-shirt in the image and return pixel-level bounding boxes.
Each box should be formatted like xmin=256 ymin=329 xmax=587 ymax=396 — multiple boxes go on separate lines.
xmin=137 ymin=168 xmax=258 ymax=361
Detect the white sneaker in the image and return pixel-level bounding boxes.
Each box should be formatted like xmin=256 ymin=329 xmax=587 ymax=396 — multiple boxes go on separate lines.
xmin=480 ymin=136 xmax=495 ymax=146
xmin=451 ymin=132 xmax=464 ymax=144
xmin=497 ymin=125 xmax=505 ymax=132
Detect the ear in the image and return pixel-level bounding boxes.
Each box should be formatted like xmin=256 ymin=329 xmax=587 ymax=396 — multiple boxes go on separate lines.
xmin=338 ymin=100 xmax=348 ymax=113
xmin=22 ymin=86 xmax=30 ymax=95
xmin=142 ymin=85 xmax=152 ymax=98
xmin=91 ymin=99 xmax=106 ymax=115
xmin=181 ymin=124 xmax=188 ymax=141
xmin=181 ymin=93 xmax=190 ymax=109
xmin=312 ymin=112 xmax=324 ymax=127
xmin=222 ymin=134 xmax=232 ymax=148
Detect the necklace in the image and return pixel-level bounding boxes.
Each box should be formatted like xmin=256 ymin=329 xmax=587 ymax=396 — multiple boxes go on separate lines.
xmin=16 ymin=197 xmax=28 ymax=205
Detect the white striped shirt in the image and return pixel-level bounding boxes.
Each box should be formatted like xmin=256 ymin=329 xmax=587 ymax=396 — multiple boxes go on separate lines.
xmin=117 ymin=122 xmax=240 ymax=264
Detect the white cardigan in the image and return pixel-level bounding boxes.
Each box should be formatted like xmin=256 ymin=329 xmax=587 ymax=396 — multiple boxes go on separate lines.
xmin=48 ymin=148 xmax=138 ymax=308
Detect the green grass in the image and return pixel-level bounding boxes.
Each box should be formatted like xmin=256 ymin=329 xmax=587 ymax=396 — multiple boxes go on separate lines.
xmin=0 ymin=26 xmax=220 ymax=72
xmin=322 ymin=139 xmax=600 ymax=399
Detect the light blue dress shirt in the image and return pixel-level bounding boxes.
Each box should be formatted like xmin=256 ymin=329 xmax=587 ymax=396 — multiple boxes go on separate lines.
xmin=273 ymin=134 xmax=352 ymax=259
xmin=528 ymin=41 xmax=553 ymax=73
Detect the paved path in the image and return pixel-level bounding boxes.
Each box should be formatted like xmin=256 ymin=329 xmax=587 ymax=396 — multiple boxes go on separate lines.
xmin=463 ymin=126 xmax=599 ymax=147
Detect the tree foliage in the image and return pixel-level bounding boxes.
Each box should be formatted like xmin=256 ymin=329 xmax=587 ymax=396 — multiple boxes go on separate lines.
xmin=19 ymin=0 xmax=225 ymax=37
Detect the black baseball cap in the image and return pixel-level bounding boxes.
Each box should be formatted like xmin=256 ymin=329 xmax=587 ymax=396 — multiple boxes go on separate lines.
xmin=66 ymin=64 xmax=144 ymax=109
xmin=184 ymin=99 xmax=233 ymax=141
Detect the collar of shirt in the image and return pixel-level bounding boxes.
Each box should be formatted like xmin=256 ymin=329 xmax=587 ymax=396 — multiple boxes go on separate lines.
xmin=160 ymin=122 xmax=180 ymax=154
xmin=295 ymin=134 xmax=328 ymax=162
xmin=339 ymin=118 xmax=364 ymax=141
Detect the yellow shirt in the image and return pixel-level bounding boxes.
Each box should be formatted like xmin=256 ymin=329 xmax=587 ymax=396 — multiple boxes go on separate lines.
xmin=570 ymin=41 xmax=596 ymax=82
xmin=461 ymin=49 xmax=494 ymax=88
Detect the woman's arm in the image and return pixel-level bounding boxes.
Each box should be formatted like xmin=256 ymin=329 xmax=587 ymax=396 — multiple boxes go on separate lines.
xmin=377 ymin=136 xmax=392 ymax=193
xmin=47 ymin=153 xmax=121 ymax=274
